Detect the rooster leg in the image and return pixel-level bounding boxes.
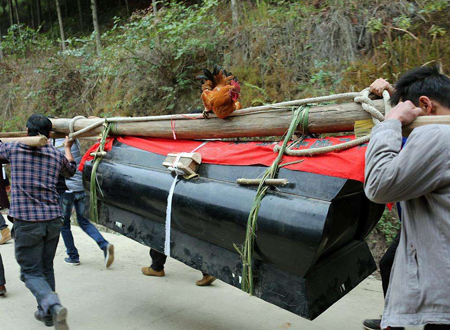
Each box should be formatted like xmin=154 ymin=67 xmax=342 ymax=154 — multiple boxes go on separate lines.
xmin=202 ymin=110 xmax=210 ymax=119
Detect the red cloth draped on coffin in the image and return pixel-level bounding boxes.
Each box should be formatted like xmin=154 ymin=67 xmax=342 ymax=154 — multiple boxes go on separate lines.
xmin=79 ymin=135 xmax=368 ymax=182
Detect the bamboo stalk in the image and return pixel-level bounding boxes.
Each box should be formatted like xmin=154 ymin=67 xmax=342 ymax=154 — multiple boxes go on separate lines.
xmin=237 ymin=179 xmax=289 ymax=186
xmin=1 ymin=136 xmax=48 ymax=147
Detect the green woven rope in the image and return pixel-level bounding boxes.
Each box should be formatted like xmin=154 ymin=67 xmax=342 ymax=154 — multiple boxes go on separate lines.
xmin=234 ymin=106 xmax=309 ymax=295
xmin=90 ymin=122 xmax=112 ymax=223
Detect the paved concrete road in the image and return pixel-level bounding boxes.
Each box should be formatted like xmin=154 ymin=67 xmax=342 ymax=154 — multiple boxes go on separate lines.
xmin=0 ymin=224 xmax=409 ymax=330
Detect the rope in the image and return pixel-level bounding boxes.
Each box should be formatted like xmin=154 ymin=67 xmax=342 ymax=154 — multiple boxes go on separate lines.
xmin=164 ymin=141 xmax=209 ymax=256
xmin=89 ymin=122 xmax=111 ymax=223
xmin=273 ymin=88 xmax=388 ymax=157
xmin=69 ymin=116 xmax=86 ymax=136
xmin=234 ymin=106 xmax=308 ymax=295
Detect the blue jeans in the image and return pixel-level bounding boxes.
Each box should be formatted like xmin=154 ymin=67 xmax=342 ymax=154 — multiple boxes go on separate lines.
xmin=60 ymin=191 xmax=109 ymax=260
xmin=13 ymin=219 xmax=63 ymax=315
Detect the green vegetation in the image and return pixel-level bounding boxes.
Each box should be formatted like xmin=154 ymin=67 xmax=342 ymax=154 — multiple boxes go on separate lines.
xmin=376 ymin=208 xmax=401 ymax=245
xmin=1 ymin=0 xmax=449 ymax=133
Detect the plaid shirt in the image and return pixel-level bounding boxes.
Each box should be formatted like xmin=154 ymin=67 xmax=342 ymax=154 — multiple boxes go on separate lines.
xmin=0 ymin=142 xmax=77 ymax=222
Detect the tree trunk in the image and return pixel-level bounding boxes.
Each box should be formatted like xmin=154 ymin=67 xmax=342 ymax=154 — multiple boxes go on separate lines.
xmin=77 ymin=0 xmax=83 ymax=30
xmin=30 ymin=2 xmax=36 ymax=29
xmin=13 ymin=0 xmax=20 ymax=25
xmin=63 ymin=0 xmax=68 ymax=18
xmin=91 ymin=0 xmax=101 ymax=55
xmin=231 ymin=0 xmax=238 ymax=27
xmin=36 ymin=0 xmax=42 ymax=27
xmin=0 ymin=26 xmax=4 ymax=60
xmin=152 ymin=0 xmax=157 ymax=15
xmin=7 ymin=0 xmax=13 ymax=26
xmin=47 ymin=0 xmax=54 ymax=37
xmin=55 ymin=0 xmax=66 ymax=50
xmin=124 ymin=0 xmax=130 ymax=16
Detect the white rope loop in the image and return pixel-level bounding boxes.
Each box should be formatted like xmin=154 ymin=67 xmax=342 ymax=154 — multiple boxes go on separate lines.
xmin=274 ymin=88 xmax=388 ymax=157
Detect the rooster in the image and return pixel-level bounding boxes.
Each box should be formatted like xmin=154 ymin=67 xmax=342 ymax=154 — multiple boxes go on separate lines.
xmin=197 ymin=65 xmax=242 ymax=119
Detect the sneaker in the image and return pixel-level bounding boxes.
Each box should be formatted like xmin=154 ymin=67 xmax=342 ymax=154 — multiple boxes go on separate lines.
xmin=363 ymin=319 xmax=381 ymax=330
xmin=64 ymin=258 xmax=80 ymax=266
xmin=141 ymin=267 xmax=165 ymax=277
xmin=34 ymin=310 xmax=54 ymax=327
xmin=51 ymin=304 xmax=69 ymax=330
xmin=196 ymin=274 xmax=216 ymax=287
xmin=103 ymin=244 xmax=114 ymax=268
xmin=0 ymin=285 xmax=6 ymax=296
xmin=363 ymin=319 xmax=404 ymax=330
xmin=0 ymin=227 xmax=12 ymax=245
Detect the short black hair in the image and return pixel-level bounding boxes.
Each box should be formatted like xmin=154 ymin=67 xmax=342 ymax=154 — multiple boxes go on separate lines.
xmin=26 ymin=114 xmax=52 ymax=138
xmin=391 ymin=65 xmax=450 ymax=108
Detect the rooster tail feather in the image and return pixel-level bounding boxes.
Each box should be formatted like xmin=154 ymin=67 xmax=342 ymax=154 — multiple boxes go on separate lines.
xmin=213 ymin=64 xmax=222 ymax=76
xmin=203 ymin=69 xmax=214 ymax=82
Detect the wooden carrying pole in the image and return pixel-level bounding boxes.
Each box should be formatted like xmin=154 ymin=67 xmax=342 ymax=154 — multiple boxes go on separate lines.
xmin=1 ymin=136 xmax=49 ymax=147
xmin=50 ymin=100 xmax=388 ymax=139
xmin=48 ymin=100 xmax=450 ymax=139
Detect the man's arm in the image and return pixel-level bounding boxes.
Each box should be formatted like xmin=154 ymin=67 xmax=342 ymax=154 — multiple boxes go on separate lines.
xmin=365 ymin=102 xmax=448 ymax=203
xmin=60 ymin=137 xmax=77 ymax=178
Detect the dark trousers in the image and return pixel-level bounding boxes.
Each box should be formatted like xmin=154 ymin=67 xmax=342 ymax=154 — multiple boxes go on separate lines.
xmin=150 ymin=249 xmax=167 ymax=271
xmin=13 ymin=219 xmax=63 ymax=315
xmin=60 ymin=191 xmax=109 ymax=260
xmin=380 ymin=232 xmax=401 ymax=297
xmin=425 ymin=325 xmax=450 ymax=329
xmin=150 ymin=248 xmax=207 ymax=276
xmin=0 ymin=252 xmax=5 ymax=286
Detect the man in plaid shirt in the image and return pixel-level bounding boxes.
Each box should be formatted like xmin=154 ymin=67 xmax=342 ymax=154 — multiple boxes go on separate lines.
xmin=0 ymin=114 xmax=76 ymax=330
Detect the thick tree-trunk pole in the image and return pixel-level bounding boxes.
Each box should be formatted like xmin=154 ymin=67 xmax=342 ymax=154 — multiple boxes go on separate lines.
xmin=49 ymin=100 xmax=389 ymax=139
xmin=55 ymin=0 xmax=66 ymax=50
xmin=152 ymin=0 xmax=157 ymax=15
xmin=91 ymin=0 xmax=102 ymax=55
xmin=36 ymin=0 xmax=42 ymax=27
xmin=231 ymin=0 xmax=238 ymax=27
xmin=77 ymin=0 xmax=83 ymax=29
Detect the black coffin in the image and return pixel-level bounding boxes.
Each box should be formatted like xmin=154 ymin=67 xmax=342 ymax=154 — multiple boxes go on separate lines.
xmin=83 ymin=141 xmax=383 ymax=320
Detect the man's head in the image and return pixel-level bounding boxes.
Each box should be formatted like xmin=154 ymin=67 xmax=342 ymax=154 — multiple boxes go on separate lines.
xmin=26 ymin=114 xmax=52 ymax=138
xmin=391 ymin=65 xmax=450 ymax=116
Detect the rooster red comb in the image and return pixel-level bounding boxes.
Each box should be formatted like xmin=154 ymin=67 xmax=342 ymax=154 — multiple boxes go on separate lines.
xmin=230 ymin=79 xmax=241 ymax=93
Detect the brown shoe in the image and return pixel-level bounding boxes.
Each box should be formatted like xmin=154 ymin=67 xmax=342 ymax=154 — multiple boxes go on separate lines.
xmin=141 ymin=267 xmax=165 ymax=277
xmin=0 ymin=228 xmax=12 ymax=245
xmin=196 ymin=274 xmax=216 ymax=286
